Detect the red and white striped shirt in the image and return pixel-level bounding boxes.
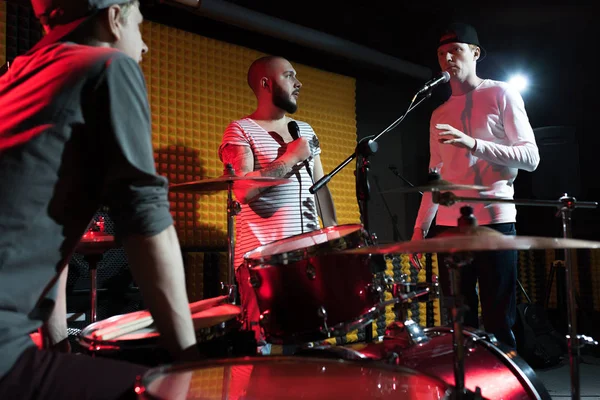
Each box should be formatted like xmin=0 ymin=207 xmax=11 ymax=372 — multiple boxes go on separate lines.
xmin=218 ymin=118 xmax=322 ymax=268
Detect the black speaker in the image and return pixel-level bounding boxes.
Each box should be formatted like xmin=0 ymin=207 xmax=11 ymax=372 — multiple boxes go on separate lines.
xmin=530 ymin=126 xmax=581 ymax=199
xmin=514 ymin=126 xmax=581 ymax=237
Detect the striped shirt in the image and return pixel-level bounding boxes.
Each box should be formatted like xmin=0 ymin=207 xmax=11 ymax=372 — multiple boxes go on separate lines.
xmin=218 ymin=118 xmax=322 ymax=268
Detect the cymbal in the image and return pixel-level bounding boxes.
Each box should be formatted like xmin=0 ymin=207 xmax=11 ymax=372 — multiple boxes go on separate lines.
xmin=169 ymin=176 xmax=291 ymax=193
xmin=76 ymin=232 xmax=117 ymax=254
xmin=381 ymin=179 xmax=490 ymax=194
xmin=343 ymin=234 xmax=600 ymax=254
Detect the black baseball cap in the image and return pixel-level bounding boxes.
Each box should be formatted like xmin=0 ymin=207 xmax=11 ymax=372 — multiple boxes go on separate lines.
xmin=29 ymin=0 xmax=128 ymax=53
xmin=438 ymin=22 xmax=486 ymax=61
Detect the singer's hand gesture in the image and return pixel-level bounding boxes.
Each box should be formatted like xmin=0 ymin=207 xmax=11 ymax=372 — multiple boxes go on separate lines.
xmin=286 ymin=136 xmax=312 ymax=164
xmin=436 ymin=123 xmax=476 ymax=150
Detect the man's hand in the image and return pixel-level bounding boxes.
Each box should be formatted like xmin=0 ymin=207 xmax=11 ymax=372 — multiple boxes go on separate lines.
xmin=436 ymin=123 xmax=476 ymax=150
xmin=285 ymin=137 xmax=311 ymax=165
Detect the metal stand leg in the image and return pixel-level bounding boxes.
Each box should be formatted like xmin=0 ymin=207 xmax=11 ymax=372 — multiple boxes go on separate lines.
xmin=446 ymin=258 xmax=467 ymax=398
xmin=86 ymin=255 xmax=102 ymax=324
xmin=559 ymin=196 xmax=581 ymax=400
xmin=225 ymin=180 xmax=241 ymax=305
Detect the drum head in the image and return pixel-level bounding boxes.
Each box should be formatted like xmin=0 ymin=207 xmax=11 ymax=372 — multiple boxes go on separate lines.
xmin=244 ymin=224 xmax=366 ymax=266
xmin=136 ymin=356 xmax=450 ymax=400
xmin=79 ymin=304 xmax=241 ymax=351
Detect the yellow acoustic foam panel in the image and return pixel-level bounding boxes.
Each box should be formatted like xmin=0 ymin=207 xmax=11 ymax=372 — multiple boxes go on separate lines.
xmin=1 ymin=1 xmax=6 ymax=66
xmin=140 ymin=21 xmax=360 ymax=258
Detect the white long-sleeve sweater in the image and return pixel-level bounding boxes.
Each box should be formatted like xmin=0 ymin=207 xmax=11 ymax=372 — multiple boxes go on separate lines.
xmin=414 ymin=79 xmax=540 ymax=235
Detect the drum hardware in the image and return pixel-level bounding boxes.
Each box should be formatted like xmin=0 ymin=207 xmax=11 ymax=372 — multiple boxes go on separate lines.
xmin=384 ymin=319 xmax=430 ymax=347
xmin=305 ymin=262 xmax=317 ymax=280
xmin=170 ymin=166 xmax=290 ymax=305
xmin=343 ymin=203 xmax=600 ymax=400
xmin=317 ymin=306 xmax=329 ymax=336
xmin=392 ymin=274 xmax=440 ymax=302
xmin=431 ymin=191 xmax=599 ymax=400
xmin=317 ymin=288 xmax=431 ymax=339
xmin=76 ymin=220 xmax=117 ymax=324
xmin=380 ymin=171 xmax=491 ymax=194
xmin=308 ymin=93 xmax=438 ymax=345
xmin=321 ymin=326 xmax=551 ymax=400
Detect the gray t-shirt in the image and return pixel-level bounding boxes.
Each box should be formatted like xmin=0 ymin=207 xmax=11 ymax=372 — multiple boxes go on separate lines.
xmin=0 ymin=42 xmax=173 ymax=377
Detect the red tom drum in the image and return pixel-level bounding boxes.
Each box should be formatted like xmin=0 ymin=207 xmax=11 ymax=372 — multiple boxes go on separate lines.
xmin=244 ymin=224 xmax=378 ymax=343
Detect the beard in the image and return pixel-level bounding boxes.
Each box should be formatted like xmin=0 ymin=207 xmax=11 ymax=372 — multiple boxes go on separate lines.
xmin=272 ymin=82 xmax=298 ymax=114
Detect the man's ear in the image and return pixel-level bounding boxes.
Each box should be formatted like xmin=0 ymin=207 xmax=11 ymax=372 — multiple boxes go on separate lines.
xmin=261 ymin=78 xmax=270 ymax=91
xmin=473 ymin=46 xmax=481 ymax=61
xmin=105 ymin=5 xmax=124 ymax=41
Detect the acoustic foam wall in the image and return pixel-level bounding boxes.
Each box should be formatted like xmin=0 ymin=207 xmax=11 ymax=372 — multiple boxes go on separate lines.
xmin=1 ymin=1 xmax=6 ymax=66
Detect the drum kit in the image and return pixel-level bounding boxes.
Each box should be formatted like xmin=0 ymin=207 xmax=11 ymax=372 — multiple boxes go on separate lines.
xmin=74 ymin=169 xmax=600 ymax=399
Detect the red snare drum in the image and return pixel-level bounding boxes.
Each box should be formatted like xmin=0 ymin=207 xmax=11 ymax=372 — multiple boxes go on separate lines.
xmin=244 ymin=224 xmax=379 ymax=342
xmin=306 ymin=327 xmax=551 ymax=400
xmin=134 ymin=356 xmax=451 ymax=400
xmin=79 ymin=300 xmax=244 ymax=366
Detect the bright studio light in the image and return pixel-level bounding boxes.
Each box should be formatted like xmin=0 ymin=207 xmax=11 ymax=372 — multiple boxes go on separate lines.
xmin=508 ymin=75 xmax=528 ymax=93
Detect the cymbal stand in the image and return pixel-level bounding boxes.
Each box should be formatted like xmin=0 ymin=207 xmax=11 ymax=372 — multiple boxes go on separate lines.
xmin=442 ymin=252 xmax=473 ymax=399
xmin=224 ymin=164 xmax=241 ymax=304
xmin=434 ymin=192 xmax=598 ymax=400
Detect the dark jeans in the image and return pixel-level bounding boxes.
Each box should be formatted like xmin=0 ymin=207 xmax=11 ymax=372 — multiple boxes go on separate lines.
xmin=432 ymin=223 xmax=517 ymax=349
xmin=0 ymin=347 xmax=148 ymax=400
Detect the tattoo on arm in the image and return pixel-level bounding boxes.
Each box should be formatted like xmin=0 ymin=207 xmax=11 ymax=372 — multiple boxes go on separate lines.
xmin=221 ymin=145 xmax=253 ymax=175
xmin=260 ymin=160 xmax=292 ymax=178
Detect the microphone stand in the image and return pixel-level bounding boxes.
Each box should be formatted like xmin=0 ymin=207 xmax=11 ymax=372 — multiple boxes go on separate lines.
xmin=309 ymin=92 xmax=433 ymax=236
xmin=373 ymin=174 xmax=403 ymax=242
xmin=309 ymin=88 xmax=432 ymax=345
xmin=389 ymin=165 xmax=423 ymax=195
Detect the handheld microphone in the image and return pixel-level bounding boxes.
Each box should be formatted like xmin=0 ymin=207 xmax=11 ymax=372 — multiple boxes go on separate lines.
xmin=288 ymin=120 xmax=312 ymax=179
xmin=416 ymin=71 xmax=451 ymax=95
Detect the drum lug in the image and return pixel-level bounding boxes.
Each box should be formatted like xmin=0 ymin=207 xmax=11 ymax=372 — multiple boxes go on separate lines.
xmin=386 ymin=351 xmax=400 ymax=365
xmin=318 ymin=306 xmax=330 ymax=337
xmin=306 ymin=262 xmax=316 ymax=280
xmin=368 ymin=232 xmax=379 ymax=246
xmin=465 ymin=336 xmax=478 ymax=353
xmin=431 ymin=274 xmax=440 ymax=299
xmin=259 ymin=310 xmax=270 ymax=327
xmin=249 ymin=274 xmax=261 ymax=288
xmin=384 ymin=319 xmax=430 ymax=346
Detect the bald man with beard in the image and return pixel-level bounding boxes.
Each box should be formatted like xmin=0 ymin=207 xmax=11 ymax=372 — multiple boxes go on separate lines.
xmin=218 ymin=56 xmax=337 ymax=349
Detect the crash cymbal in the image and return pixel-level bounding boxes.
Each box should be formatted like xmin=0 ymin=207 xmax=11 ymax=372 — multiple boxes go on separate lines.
xmin=169 ymin=176 xmax=291 ymax=193
xmin=76 ymin=232 xmax=117 ymax=254
xmin=344 ymin=234 xmax=600 ymax=255
xmin=381 ymin=179 xmax=490 ymax=194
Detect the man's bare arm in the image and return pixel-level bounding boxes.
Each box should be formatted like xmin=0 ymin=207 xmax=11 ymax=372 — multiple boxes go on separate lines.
xmin=123 ymin=225 xmax=198 ymax=362
xmin=221 ymin=144 xmax=300 ymax=203
xmin=39 ymin=265 xmax=70 ymax=352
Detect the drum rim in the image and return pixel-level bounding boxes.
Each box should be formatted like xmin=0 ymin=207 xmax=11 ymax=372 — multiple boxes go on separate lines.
xmin=424 ymin=326 xmax=552 ymax=400
xmin=135 ymin=355 xmax=452 ymax=399
xmin=78 ymin=311 xmax=240 ymax=352
xmin=243 ymin=223 xmax=367 ymax=267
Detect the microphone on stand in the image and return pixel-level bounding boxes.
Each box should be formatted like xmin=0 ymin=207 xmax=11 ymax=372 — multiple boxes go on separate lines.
xmin=288 ymin=120 xmax=312 ymax=179
xmin=415 ymin=71 xmax=451 ymax=96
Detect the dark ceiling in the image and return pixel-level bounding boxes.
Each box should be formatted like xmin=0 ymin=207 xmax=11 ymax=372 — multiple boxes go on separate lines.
xmin=144 ymin=1 xmax=597 ymax=129
xmin=220 ymin=1 xmax=595 ymax=74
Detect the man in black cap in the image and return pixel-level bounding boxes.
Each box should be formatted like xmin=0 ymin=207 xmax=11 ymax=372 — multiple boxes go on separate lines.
xmin=412 ymin=22 xmax=540 ymax=349
xmin=0 ymin=1 xmax=198 ymax=398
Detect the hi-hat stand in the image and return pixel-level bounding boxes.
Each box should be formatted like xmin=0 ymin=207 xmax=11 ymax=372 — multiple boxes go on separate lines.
xmin=434 ymin=191 xmax=598 ymax=400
